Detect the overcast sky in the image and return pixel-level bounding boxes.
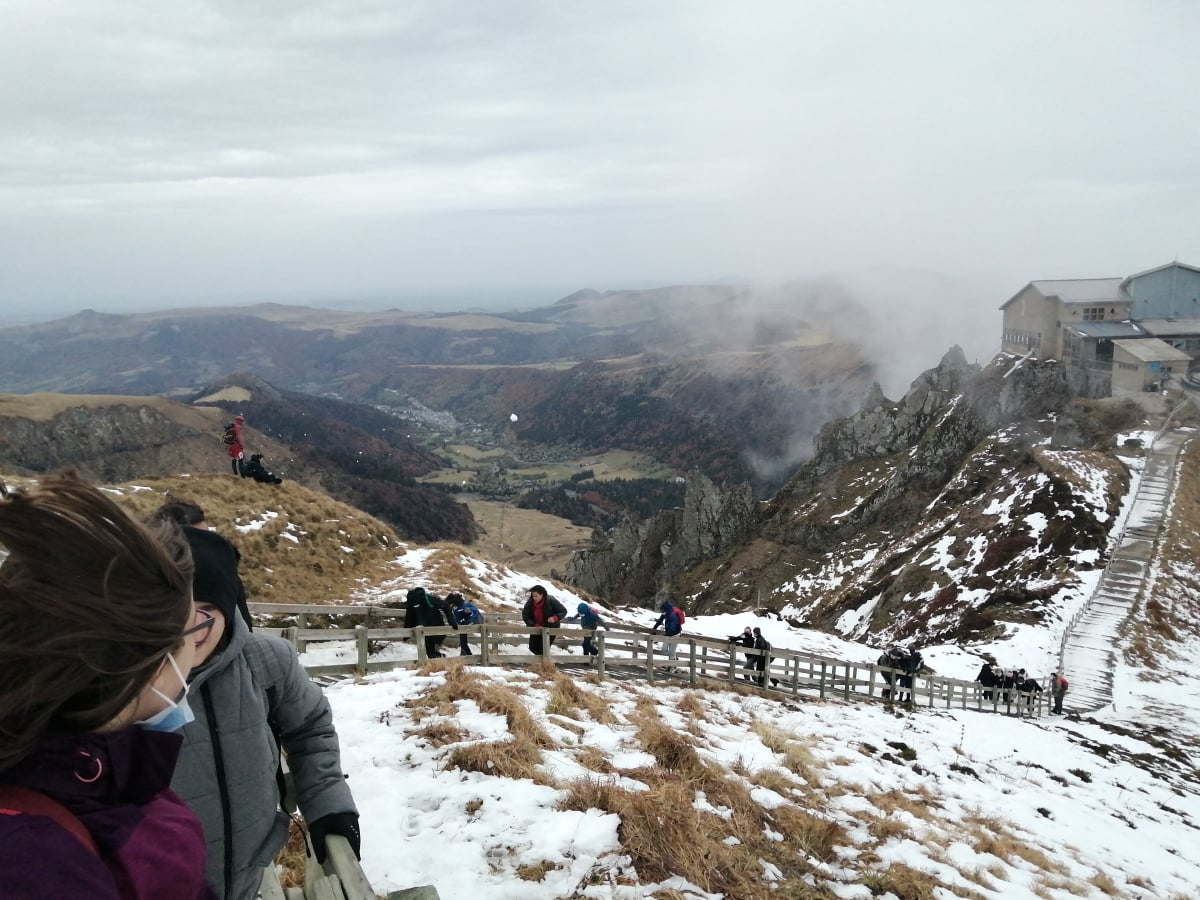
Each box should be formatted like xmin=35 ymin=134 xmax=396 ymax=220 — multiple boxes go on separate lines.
xmin=1 ymin=0 xmax=1197 ymax=320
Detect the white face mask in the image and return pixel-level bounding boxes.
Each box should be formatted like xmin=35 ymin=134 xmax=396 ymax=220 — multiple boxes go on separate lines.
xmin=135 ymin=653 xmax=195 ymax=733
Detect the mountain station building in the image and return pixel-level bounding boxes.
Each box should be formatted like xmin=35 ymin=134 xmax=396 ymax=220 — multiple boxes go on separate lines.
xmin=1000 ymin=261 xmax=1200 ymax=398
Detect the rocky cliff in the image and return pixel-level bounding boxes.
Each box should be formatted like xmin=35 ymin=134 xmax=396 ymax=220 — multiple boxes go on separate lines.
xmin=571 ymin=349 xmax=1151 ymax=648
xmin=566 ymin=471 xmax=756 ymax=608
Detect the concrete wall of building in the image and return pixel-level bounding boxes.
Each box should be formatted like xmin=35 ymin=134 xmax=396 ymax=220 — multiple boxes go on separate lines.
xmin=1111 ymin=344 xmax=1185 ymax=395
xmin=1001 ymin=286 xmax=1061 ymax=357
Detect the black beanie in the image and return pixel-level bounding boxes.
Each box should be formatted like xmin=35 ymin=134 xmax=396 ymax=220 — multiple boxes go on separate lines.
xmin=184 ymin=527 xmax=244 ymax=626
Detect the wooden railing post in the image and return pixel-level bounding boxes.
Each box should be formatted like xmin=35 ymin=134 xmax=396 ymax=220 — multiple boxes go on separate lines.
xmin=295 ymin=612 xmax=309 ymax=653
xmin=354 ymin=625 xmax=370 ymax=675
xmin=414 ymin=627 xmax=427 ymax=663
xmin=819 ymin=661 xmax=827 ymax=699
xmin=687 ymin=638 xmax=697 ymax=684
xmin=283 ymin=626 xmax=299 ymax=652
xmin=479 ymin=623 xmax=490 ymax=665
xmin=596 ymin=633 xmax=606 ymax=679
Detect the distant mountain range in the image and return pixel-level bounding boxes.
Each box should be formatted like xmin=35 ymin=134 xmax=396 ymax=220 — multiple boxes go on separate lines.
xmin=0 ymin=285 xmax=881 ymax=494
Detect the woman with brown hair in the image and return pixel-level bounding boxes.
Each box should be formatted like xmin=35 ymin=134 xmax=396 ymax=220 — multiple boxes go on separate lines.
xmin=0 ymin=474 xmax=216 ymax=899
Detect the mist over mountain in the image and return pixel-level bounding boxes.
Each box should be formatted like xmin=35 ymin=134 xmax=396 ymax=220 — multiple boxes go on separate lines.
xmin=0 ymin=280 xmax=946 ymax=493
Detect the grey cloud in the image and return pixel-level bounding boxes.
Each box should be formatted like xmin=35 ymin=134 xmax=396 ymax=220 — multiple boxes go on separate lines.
xmin=0 ymin=1 xmax=1197 ymax=316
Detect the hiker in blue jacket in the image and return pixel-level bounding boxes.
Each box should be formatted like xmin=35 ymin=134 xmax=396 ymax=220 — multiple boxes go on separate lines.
xmin=565 ymin=602 xmax=607 ymax=656
xmin=650 ymin=601 xmax=683 ymax=662
xmin=448 ymin=592 xmax=482 ymax=656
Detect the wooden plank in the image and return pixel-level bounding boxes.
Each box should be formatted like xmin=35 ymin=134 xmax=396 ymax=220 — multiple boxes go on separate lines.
xmin=323 ymin=835 xmax=375 ymax=900
xmin=258 ymin=868 xmax=287 ymax=900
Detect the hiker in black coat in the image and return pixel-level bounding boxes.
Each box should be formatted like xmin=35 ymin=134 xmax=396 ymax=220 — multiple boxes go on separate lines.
xmin=403 ymin=587 xmax=458 ymax=658
xmin=751 ymin=627 xmax=776 ymax=687
xmin=521 ymin=584 xmax=568 ymax=656
xmin=728 ymin=626 xmax=756 ymax=676
xmin=243 ymin=453 xmax=283 ymax=484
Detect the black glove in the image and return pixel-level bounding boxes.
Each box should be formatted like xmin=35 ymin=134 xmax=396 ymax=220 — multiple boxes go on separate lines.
xmin=309 ymin=812 xmax=361 ymax=864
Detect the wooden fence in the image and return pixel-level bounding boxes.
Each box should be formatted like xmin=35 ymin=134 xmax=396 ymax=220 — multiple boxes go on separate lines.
xmin=248 ymin=603 xmax=1050 ymax=718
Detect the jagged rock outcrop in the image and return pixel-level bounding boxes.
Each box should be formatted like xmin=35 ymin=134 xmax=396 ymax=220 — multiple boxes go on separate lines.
xmin=567 ymin=471 xmax=754 ymax=607
xmin=571 ymin=347 xmax=1152 ymax=654
xmin=763 ymin=348 xmax=1071 ymax=549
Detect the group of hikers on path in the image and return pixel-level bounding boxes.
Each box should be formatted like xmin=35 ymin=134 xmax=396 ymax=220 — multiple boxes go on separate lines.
xmin=222 ymin=414 xmax=283 ymax=484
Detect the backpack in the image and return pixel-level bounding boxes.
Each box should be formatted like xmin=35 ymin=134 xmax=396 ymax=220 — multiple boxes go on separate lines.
xmin=673 ymin=607 xmax=685 ymax=627
xmin=221 ymin=423 xmax=237 ymax=444
xmin=0 ymin=784 xmax=99 ymax=856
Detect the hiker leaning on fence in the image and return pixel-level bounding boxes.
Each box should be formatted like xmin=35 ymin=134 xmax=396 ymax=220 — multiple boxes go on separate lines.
xmin=728 ymin=626 xmax=756 ymax=675
xmin=650 ymin=601 xmax=684 ymax=662
xmin=171 ymin=527 xmax=359 ymax=900
xmin=565 ymin=602 xmax=607 ymax=656
xmin=751 ymin=627 xmax=777 ymax=687
xmin=448 ymin=592 xmax=483 ymax=656
xmin=0 ymin=474 xmax=217 ymax=899
xmin=523 ymin=584 xmax=568 ymax=655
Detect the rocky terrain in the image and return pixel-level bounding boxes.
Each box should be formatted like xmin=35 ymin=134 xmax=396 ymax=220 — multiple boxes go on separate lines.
xmin=570 ymin=349 xmax=1158 ymax=643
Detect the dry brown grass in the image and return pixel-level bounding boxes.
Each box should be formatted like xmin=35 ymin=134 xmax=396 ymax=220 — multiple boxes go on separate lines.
xmin=409 ymin=719 xmax=468 ymax=747
xmin=860 ymin=863 xmax=985 ymax=900
xmin=751 ymin=721 xmax=824 ymax=785
xmin=675 ymin=691 xmax=707 ymax=719
xmin=515 ymin=860 xmax=561 ymax=882
xmin=633 ymin=709 xmax=706 ymax=777
xmin=545 ymin=673 xmax=618 ymax=724
xmin=574 ymin=746 xmax=616 ymax=774
xmin=873 ymin=787 xmax=942 ymax=821
xmin=963 ymin=816 xmax=1065 ymax=875
xmin=409 ymin=666 xmax=553 ymax=749
xmin=105 ymin=473 xmax=404 ymax=604
xmin=1089 ymin=871 xmax=1121 ymax=896
xmin=447 ymin=737 xmax=549 ymax=783
xmin=272 ymin=816 xmax=309 ymax=889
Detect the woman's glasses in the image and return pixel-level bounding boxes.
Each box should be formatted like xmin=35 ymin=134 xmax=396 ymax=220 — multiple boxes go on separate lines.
xmin=182 ymin=607 xmax=216 ymax=641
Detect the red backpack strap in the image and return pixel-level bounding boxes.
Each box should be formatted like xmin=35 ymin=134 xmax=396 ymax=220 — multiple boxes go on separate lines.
xmin=0 ymin=784 xmax=99 ymax=856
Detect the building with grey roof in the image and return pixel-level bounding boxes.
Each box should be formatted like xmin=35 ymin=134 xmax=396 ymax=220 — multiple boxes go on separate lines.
xmin=1000 ymin=262 xmax=1200 ymax=398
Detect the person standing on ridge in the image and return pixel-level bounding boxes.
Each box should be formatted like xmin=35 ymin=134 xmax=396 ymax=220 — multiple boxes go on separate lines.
xmin=226 ymin=414 xmax=246 ymax=477
xmin=522 ymin=585 xmax=567 ymax=656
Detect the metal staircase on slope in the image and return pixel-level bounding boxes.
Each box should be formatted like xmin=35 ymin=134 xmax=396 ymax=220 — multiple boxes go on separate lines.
xmin=1059 ymin=427 xmax=1188 ymax=712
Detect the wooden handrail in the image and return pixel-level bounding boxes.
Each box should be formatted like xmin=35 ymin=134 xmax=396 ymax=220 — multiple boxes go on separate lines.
xmin=266 ymin=616 xmax=1048 ymax=718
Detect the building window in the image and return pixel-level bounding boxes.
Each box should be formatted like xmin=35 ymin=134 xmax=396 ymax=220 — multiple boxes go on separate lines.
xmin=1082 ymin=307 xmax=1104 ymax=321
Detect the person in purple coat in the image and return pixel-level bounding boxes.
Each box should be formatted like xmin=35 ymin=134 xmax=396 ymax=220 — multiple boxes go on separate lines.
xmin=0 ymin=474 xmax=216 ymax=899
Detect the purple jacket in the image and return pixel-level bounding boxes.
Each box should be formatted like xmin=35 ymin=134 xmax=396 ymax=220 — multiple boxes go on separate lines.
xmin=0 ymin=727 xmax=215 ymax=899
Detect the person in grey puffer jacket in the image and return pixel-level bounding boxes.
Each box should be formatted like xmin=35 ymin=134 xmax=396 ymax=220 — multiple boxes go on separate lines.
xmin=172 ymin=528 xmax=358 ymax=900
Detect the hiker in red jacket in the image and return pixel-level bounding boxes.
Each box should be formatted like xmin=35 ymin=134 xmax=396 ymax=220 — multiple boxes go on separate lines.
xmin=1051 ymin=672 xmax=1069 ymax=714
xmin=227 ymin=414 xmax=246 ymax=477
